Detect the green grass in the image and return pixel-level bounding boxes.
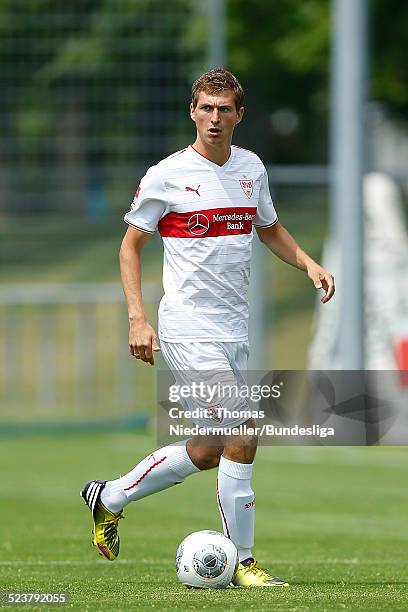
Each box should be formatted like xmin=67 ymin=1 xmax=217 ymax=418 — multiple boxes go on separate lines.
xmin=1 ymin=433 xmax=408 ymax=610
xmin=0 ymin=218 xmax=159 ymax=284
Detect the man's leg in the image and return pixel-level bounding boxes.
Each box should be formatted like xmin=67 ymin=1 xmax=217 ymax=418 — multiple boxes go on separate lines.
xmin=102 ymin=436 xmax=225 ymax=512
xmin=81 ymin=438 xmax=223 ymax=560
xmin=186 ymin=434 xmax=224 ymax=470
xmin=216 ymin=418 xmax=288 ymax=587
xmin=216 ymin=418 xmax=257 ymax=563
xmin=101 ymin=440 xmax=199 ymax=512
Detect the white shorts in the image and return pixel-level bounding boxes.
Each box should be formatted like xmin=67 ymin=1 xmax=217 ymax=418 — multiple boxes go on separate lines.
xmin=160 ymin=340 xmax=251 ymax=430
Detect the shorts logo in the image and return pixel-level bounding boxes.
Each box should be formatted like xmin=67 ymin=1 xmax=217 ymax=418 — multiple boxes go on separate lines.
xmin=207 ymin=405 xmax=223 ymax=423
xmin=240 ymin=179 xmax=253 ymax=199
xmin=187 ymin=213 xmax=210 ymax=235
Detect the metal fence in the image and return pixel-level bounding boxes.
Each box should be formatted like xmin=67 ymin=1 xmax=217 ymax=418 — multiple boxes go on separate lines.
xmin=0 ymin=283 xmax=161 ymax=429
xmin=0 ymin=0 xmax=205 ymax=218
xmin=0 ymin=1 xmax=205 ymax=429
xmin=0 ymin=2 xmax=338 ymax=427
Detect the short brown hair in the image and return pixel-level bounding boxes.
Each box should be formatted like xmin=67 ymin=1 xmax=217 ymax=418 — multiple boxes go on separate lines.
xmin=191 ymin=68 xmax=244 ymax=111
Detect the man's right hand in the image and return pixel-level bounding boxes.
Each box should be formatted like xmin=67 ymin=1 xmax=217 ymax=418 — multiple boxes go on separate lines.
xmin=128 ymin=318 xmax=161 ymax=365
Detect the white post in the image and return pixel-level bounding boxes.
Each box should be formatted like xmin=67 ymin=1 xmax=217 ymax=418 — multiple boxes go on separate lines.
xmin=330 ymin=0 xmax=367 ymax=368
xmin=207 ymin=0 xmax=226 ymax=68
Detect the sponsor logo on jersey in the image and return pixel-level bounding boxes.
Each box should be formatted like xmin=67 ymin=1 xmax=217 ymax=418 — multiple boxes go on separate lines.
xmin=187 ymin=213 xmax=210 ymax=235
xmin=212 ymin=210 xmax=255 ymax=229
xmin=185 ymin=185 xmax=201 ymax=196
xmin=239 ymin=179 xmax=253 ymax=199
xmin=158 ymin=206 xmax=257 ymax=238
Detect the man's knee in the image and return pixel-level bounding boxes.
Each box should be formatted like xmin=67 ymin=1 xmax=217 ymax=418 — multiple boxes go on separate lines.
xmin=186 ymin=439 xmax=224 ymax=470
xmin=223 ymin=418 xmax=258 ymax=464
xmin=197 ymin=452 xmax=222 ymax=470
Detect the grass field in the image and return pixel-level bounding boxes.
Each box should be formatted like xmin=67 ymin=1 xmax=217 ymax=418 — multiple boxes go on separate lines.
xmin=2 ymin=432 xmax=408 ymax=610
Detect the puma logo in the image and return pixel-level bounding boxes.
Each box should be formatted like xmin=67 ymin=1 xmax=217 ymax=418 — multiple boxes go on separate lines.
xmin=185 ymin=185 xmax=201 ymax=196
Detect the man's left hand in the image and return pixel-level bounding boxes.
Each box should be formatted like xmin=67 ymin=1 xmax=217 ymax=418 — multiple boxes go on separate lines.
xmin=307 ymin=264 xmax=335 ymax=304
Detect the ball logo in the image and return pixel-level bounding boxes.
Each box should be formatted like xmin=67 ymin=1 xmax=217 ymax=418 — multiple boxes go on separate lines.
xmin=187 ymin=213 xmax=210 ymax=236
xmin=192 ymin=545 xmax=227 ymax=579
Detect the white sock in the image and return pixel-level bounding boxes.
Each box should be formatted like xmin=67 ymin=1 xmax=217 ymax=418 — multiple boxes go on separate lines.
xmin=216 ymin=455 xmax=254 ymax=562
xmin=101 ymin=440 xmax=199 ymax=513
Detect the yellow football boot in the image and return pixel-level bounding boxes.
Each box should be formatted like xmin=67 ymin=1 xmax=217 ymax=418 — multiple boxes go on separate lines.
xmin=80 ymin=480 xmax=124 ymax=561
xmin=232 ymin=559 xmax=289 ymax=587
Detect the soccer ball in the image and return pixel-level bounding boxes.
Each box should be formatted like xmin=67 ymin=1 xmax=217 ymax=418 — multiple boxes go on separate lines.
xmin=175 ymin=530 xmax=238 ymax=589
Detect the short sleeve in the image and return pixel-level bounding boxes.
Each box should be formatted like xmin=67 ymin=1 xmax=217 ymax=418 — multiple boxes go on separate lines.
xmin=124 ymin=166 xmax=167 ymax=233
xmin=253 ymin=167 xmax=278 ymax=228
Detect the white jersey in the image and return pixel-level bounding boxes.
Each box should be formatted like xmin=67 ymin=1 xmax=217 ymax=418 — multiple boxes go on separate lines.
xmin=124 ymin=144 xmax=277 ymax=342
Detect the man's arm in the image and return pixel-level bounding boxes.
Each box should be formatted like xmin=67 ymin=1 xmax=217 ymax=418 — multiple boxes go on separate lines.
xmin=119 ymin=226 xmax=161 ymax=365
xmin=256 ymin=221 xmax=335 ymax=304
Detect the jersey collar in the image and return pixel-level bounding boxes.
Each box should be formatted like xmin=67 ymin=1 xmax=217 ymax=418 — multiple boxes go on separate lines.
xmin=188 ymin=144 xmax=234 ymax=171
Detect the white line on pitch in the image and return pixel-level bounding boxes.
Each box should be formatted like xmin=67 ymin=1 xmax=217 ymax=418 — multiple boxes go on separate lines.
xmin=0 ymin=559 xmax=406 ymax=566
xmin=258 ymin=447 xmax=408 ymax=469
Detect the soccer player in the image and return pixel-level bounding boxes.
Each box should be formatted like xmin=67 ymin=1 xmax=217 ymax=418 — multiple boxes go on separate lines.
xmin=81 ymin=69 xmax=335 ymax=587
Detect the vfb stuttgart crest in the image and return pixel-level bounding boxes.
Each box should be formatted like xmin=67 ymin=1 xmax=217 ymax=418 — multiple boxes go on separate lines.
xmin=239 ymin=179 xmax=253 ymax=199
xmin=207 ymin=405 xmax=223 ymax=423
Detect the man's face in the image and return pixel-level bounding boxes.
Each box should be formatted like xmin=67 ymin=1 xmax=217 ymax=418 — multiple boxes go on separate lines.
xmin=190 ymin=90 xmax=244 ymax=147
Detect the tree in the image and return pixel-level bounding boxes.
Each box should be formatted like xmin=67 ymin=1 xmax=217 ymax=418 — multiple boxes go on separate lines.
xmin=228 ymin=0 xmax=408 ymax=163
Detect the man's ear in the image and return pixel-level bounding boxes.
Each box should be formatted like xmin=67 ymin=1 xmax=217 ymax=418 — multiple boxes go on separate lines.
xmin=190 ymin=102 xmax=196 ymax=122
xmin=235 ymin=106 xmax=245 ymax=125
